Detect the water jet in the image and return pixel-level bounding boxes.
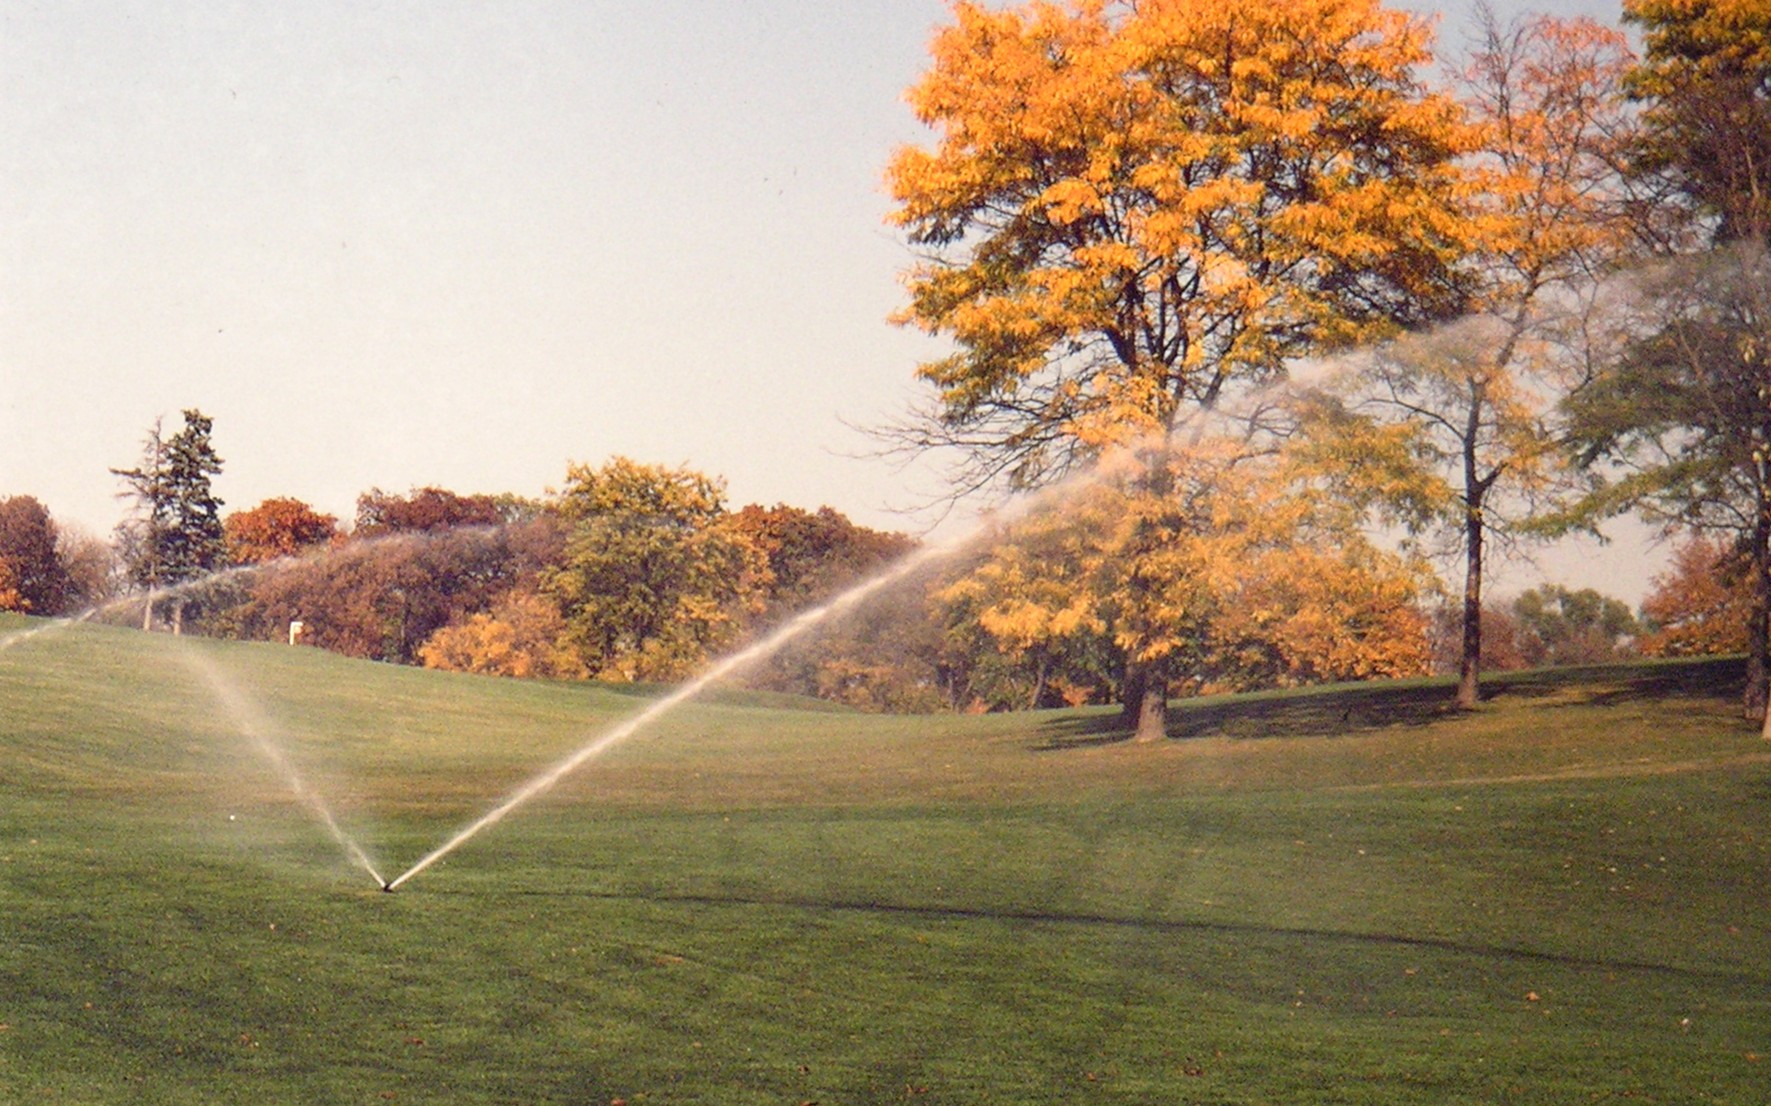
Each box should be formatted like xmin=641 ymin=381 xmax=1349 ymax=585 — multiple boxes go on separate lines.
xmin=176 ymin=642 xmax=387 ymax=890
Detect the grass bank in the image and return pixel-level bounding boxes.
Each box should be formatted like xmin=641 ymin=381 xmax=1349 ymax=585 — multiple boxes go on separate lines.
xmin=1 ymin=615 xmax=1766 ymax=1103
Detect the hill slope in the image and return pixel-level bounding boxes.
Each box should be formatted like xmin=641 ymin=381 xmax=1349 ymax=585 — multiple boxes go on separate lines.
xmin=2 ymin=616 xmax=1767 ymax=1104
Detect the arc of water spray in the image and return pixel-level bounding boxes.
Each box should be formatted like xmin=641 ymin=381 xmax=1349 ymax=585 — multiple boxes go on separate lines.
xmin=178 ymin=644 xmax=387 ymax=889
xmin=382 ymin=448 xmax=1167 ymax=892
xmin=0 ymin=619 xmax=70 ymax=653
xmin=0 ymin=608 xmax=98 ymax=654
xmin=383 ymin=538 xmax=964 ymax=891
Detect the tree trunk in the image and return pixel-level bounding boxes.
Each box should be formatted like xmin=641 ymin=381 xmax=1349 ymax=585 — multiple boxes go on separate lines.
xmin=1029 ymin=655 xmax=1049 ymax=712
xmin=1456 ymin=502 xmax=1484 ymax=710
xmin=171 ymin=600 xmax=184 ymax=637
xmin=1751 ymin=482 xmax=1771 ymax=727
xmin=1120 ymin=662 xmax=1146 ymax=730
xmin=1133 ymin=676 xmax=1167 ymax=742
xmin=1122 ymin=659 xmax=1168 ymax=742
xmin=141 ymin=593 xmax=153 ymax=632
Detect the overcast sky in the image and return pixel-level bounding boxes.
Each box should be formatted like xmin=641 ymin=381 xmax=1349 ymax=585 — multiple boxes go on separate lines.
xmin=1 ymin=0 xmax=1659 ymax=601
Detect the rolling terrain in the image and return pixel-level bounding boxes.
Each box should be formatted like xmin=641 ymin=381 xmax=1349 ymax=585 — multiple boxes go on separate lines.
xmin=2 ymin=612 xmax=1767 ymax=1104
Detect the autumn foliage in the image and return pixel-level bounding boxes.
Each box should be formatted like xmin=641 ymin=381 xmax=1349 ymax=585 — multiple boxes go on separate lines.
xmin=224 ymin=498 xmax=340 ymax=564
xmin=1637 ymin=537 xmax=1752 ymax=657
xmin=940 ymin=440 xmax=1433 ymax=714
xmin=0 ymin=495 xmax=74 ymax=615
xmin=417 ymin=589 xmax=587 ymax=680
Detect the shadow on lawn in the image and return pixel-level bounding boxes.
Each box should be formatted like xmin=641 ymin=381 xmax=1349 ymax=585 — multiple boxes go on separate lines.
xmin=465 ymin=885 xmax=1770 ymax=987
xmin=1032 ymin=656 xmax=1748 ymax=751
xmin=1484 ymin=656 xmax=1746 ymax=708
xmin=1033 ymin=682 xmax=1461 ymax=750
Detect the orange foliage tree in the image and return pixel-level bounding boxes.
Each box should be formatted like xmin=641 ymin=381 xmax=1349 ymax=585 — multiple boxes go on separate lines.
xmin=728 ymin=504 xmax=917 ymax=617
xmin=224 ymin=497 xmax=340 ymax=565
xmin=1297 ymin=10 xmax=1638 ymax=708
xmin=1637 ymin=536 xmax=1752 ymax=657
xmin=943 ymin=442 xmax=1433 ymax=714
xmin=355 ymin=486 xmax=507 ymax=535
xmin=0 ymin=558 xmax=22 ymax=613
xmin=418 ymin=589 xmax=587 ymax=680
xmin=888 ymin=0 xmax=1471 ymax=738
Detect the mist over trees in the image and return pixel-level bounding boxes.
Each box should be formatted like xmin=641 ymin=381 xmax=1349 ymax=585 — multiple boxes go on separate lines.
xmin=885 ymin=0 xmax=1474 ymax=738
xmin=881 ymin=0 xmax=1771 ymax=734
xmin=1562 ymin=0 xmax=1771 ymax=726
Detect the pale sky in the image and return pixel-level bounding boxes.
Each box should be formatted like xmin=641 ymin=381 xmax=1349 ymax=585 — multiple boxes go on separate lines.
xmin=1 ymin=0 xmax=1660 ymax=602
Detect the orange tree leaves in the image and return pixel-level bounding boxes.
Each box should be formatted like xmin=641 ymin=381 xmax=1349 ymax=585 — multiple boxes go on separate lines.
xmin=417 ymin=589 xmax=587 ymax=680
xmin=224 ymin=497 xmax=340 ymax=565
xmin=1624 ymin=0 xmax=1771 ymax=242
xmin=943 ymin=441 xmax=1433 ymax=708
xmin=1637 ymin=535 xmax=1753 ymax=657
xmin=887 ymin=0 xmax=1472 ymax=491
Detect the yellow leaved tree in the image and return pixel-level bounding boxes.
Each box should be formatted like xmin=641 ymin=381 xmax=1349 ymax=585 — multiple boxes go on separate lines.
xmin=888 ymin=0 xmax=1471 ymax=737
xmin=1296 ymin=11 xmax=1638 ymax=709
xmin=941 ymin=440 xmax=1433 ymax=723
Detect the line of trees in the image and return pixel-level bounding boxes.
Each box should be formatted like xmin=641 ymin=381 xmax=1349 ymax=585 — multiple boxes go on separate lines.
xmin=1 ymin=419 xmax=1751 ymax=715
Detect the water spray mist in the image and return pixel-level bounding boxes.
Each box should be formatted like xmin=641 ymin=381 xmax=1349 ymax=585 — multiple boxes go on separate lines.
xmin=177 ymin=644 xmax=387 ymax=889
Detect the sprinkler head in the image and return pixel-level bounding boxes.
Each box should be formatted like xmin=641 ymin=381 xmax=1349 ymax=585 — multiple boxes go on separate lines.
xmin=381 ymin=882 xmax=396 ymax=894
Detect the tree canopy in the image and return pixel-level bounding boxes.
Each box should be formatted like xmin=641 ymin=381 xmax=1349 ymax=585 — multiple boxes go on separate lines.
xmin=889 ymin=0 xmax=1474 ymax=736
xmin=887 ymin=0 xmax=1471 ymax=492
xmin=112 ymin=409 xmax=225 ymax=630
xmin=542 ymin=457 xmax=768 ymax=681
xmin=0 ymin=495 xmax=74 ymax=615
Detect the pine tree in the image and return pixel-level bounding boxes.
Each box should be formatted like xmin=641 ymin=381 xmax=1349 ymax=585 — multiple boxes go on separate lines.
xmin=113 ymin=409 xmax=225 ymax=631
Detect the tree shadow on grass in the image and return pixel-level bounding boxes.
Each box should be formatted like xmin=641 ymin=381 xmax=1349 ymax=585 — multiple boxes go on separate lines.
xmin=1483 ymin=656 xmax=1746 ymax=709
xmin=1033 ymin=682 xmax=1462 ymax=750
xmin=1031 ymin=657 xmax=1748 ymax=751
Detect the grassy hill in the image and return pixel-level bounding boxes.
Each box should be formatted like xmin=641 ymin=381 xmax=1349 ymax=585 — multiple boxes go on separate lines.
xmin=2 ymin=612 xmax=1767 ymax=1104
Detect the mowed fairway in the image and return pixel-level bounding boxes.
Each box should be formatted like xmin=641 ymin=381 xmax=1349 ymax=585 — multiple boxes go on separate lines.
xmin=2 ymin=612 xmax=1769 ymax=1104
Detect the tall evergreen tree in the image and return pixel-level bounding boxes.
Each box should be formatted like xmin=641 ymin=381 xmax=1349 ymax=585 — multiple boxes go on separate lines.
xmin=113 ymin=409 xmax=225 ymax=631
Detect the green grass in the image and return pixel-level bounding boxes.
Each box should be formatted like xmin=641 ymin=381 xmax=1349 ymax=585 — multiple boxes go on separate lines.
xmin=2 ymin=611 xmax=1768 ymax=1103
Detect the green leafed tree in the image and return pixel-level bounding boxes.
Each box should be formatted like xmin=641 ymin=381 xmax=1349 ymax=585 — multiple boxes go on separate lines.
xmin=542 ymin=457 xmax=768 ymax=682
xmin=1511 ymin=584 xmax=1639 ymax=667
xmin=1567 ymin=245 xmax=1771 ymax=724
xmin=1569 ymin=1 xmax=1771 ymax=730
